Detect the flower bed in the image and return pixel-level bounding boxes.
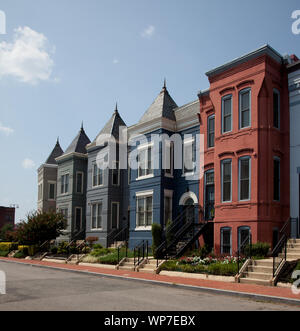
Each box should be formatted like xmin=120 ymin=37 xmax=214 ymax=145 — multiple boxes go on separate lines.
xmin=160 ymin=256 xmax=245 ymax=276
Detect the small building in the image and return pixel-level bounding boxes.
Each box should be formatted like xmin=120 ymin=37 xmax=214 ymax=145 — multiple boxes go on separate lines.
xmin=55 ymin=125 xmax=91 ymax=241
xmin=37 ymin=139 xmax=64 ymax=213
xmin=0 ymin=206 xmax=15 ymax=229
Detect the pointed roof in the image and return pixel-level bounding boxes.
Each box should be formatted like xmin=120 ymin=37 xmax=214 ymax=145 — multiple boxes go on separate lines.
xmin=138 ymin=81 xmax=178 ymax=124
xmin=45 ymin=139 xmax=64 ymax=165
xmin=64 ymin=125 xmax=91 ymax=155
xmin=93 ymin=104 xmax=127 ymax=143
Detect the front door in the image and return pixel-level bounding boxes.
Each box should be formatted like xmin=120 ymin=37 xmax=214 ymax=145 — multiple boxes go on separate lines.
xmin=204 ymin=171 xmax=215 ymax=221
xmin=183 ymin=198 xmax=194 ymax=224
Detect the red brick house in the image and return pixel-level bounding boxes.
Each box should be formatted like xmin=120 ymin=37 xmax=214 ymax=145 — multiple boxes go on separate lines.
xmin=198 ymin=45 xmax=290 ymax=255
xmin=0 ymin=206 xmax=15 ymax=230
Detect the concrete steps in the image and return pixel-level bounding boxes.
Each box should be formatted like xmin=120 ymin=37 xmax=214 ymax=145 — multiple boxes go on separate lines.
xmin=118 ymin=258 xmax=135 ymax=271
xmin=138 ymin=259 xmax=163 ymax=274
xmin=240 ymin=259 xmax=273 ymax=286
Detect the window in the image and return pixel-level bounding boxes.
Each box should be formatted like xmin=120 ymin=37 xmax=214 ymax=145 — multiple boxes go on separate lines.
xmin=164 ymin=191 xmax=173 ymax=226
xmin=111 ymin=202 xmax=119 ymax=229
xmin=61 ymin=174 xmax=69 ymax=194
xmin=222 ymin=95 xmax=232 ymax=133
xmin=238 ymin=227 xmax=251 ymax=251
xmin=239 ymin=89 xmax=251 ymax=129
xmin=239 ymin=157 xmax=251 ymax=201
xmin=91 ymin=203 xmax=102 ymax=230
xmin=38 ymin=183 xmax=43 ymax=201
xmin=274 ymin=157 xmax=280 ymax=201
xmin=136 ymin=194 xmax=153 ymax=228
xmin=164 ymin=141 xmax=174 ymax=177
xmin=207 ymin=115 xmax=215 ymax=148
xmin=112 ymin=161 xmax=120 ymax=186
xmin=93 ymin=164 xmax=103 ymax=187
xmin=273 ymin=89 xmax=280 ymax=129
xmin=204 ymin=170 xmax=215 ymax=220
xmin=60 ymin=208 xmax=68 ymax=219
xmin=221 ymin=227 xmax=232 ymax=255
xmin=48 ymin=182 xmax=56 ymax=200
xmin=221 ymin=160 xmax=232 ymax=202
xmin=138 ymin=144 xmax=153 ymax=178
xmin=75 ymin=207 xmax=82 ymax=231
xmin=76 ymin=172 xmax=83 ymax=194
xmin=183 ymin=137 xmax=196 ymax=175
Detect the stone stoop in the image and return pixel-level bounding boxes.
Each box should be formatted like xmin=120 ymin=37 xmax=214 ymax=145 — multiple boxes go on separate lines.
xmin=239 ymin=259 xmax=273 ymax=286
xmin=109 ymin=241 xmax=126 ymax=249
xmin=118 ymin=258 xmax=136 ymax=271
xmin=138 ymin=259 xmax=164 ymax=274
xmin=280 ymin=238 xmax=300 ymax=261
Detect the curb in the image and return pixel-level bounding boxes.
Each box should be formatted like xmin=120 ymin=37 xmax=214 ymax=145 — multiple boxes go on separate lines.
xmin=1 ymin=258 xmax=300 ymax=307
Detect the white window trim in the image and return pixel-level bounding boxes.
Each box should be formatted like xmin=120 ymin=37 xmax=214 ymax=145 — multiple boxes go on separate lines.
xmin=222 ymin=94 xmax=233 ymax=134
xmin=238 ymin=156 xmax=251 ymax=202
xmin=91 ymin=202 xmax=103 ymax=231
xmin=164 ymin=141 xmax=174 ymax=178
xmin=221 ymin=159 xmax=232 ymax=203
xmin=135 ymin=191 xmax=153 ymax=230
xmin=38 ymin=182 xmax=43 ymax=202
xmin=92 ymin=163 xmax=104 ymax=188
xmin=183 ymin=136 xmax=196 ymax=177
xmin=60 ymin=173 xmax=70 ymax=195
xmin=239 ymin=88 xmax=251 ymax=130
xmin=111 ymin=202 xmax=120 ymax=229
xmin=137 ymin=142 xmax=154 ymax=180
xmin=273 ymin=88 xmax=281 ymax=130
xmin=112 ymin=161 xmax=120 ymax=186
xmin=76 ymin=171 xmax=84 ymax=194
xmin=48 ymin=181 xmax=56 ymax=201
xmin=164 ymin=190 xmax=173 ymax=225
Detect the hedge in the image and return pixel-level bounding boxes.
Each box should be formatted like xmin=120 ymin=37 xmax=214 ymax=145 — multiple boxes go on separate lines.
xmin=0 ymin=242 xmax=18 ymax=252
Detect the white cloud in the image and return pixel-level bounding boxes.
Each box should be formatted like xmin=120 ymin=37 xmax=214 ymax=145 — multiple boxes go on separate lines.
xmin=141 ymin=25 xmax=155 ymax=38
xmin=0 ymin=122 xmax=14 ymax=136
xmin=0 ymin=26 xmax=55 ymax=84
xmin=22 ymin=158 xmax=36 ymax=170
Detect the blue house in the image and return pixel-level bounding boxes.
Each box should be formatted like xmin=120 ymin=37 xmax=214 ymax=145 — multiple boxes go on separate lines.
xmin=127 ymin=83 xmax=200 ymax=248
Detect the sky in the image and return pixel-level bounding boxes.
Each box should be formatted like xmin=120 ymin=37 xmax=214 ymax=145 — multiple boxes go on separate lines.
xmin=0 ymin=0 xmax=299 ymax=222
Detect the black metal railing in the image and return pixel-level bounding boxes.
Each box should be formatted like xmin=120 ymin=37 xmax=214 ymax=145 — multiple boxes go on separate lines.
xmin=112 ymin=227 xmax=129 ymax=247
xmin=117 ymin=241 xmax=129 ymax=265
xmin=237 ymin=234 xmax=252 ymax=275
xmin=106 ymin=228 xmax=119 ymax=248
xmin=134 ymin=240 xmax=149 ymax=268
xmin=272 ymin=218 xmax=292 ymax=277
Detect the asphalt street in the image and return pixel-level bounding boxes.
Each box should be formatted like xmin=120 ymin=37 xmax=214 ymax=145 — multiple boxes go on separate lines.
xmin=0 ymin=261 xmax=298 ymax=311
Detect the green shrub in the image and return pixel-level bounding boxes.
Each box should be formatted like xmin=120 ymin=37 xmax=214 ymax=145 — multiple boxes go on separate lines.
xmin=81 ymin=246 xmax=91 ymax=254
xmin=18 ymin=245 xmax=36 ymax=256
xmin=0 ymin=242 xmax=13 ymax=251
xmin=244 ymin=242 xmax=270 ymax=258
xmin=51 ymin=246 xmax=58 ymax=254
xmin=14 ymin=251 xmax=26 ymax=259
xmin=207 ymin=262 xmax=238 ymax=276
xmin=57 ymin=241 xmax=69 ymax=255
xmin=0 ymin=251 xmax=9 ymax=257
xmin=90 ymin=248 xmax=113 ymax=257
xmin=93 ymin=244 xmax=103 ymax=250
xmin=97 ymin=249 xmax=134 ymax=265
xmin=152 ymin=223 xmax=162 ymax=258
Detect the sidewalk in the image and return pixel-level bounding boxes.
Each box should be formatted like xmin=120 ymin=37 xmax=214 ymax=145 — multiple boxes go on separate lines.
xmin=1 ymin=256 xmax=300 ymax=306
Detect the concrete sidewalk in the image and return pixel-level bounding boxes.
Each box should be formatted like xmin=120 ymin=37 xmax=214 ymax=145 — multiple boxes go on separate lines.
xmin=0 ymin=256 xmax=299 ymax=306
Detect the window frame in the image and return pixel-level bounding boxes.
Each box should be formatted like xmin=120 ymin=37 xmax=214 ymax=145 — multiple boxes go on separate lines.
xmin=92 ymin=163 xmax=104 ymax=188
xmin=91 ymin=202 xmax=103 ymax=230
xmin=221 ymin=227 xmax=232 ymax=255
xmin=112 ymin=161 xmax=120 ymax=186
xmin=48 ymin=181 xmax=56 ymax=201
xmin=221 ymin=159 xmax=232 ymax=203
xmin=164 ymin=140 xmax=174 ymax=178
xmin=76 ymin=171 xmax=84 ymax=194
xmin=239 ymin=88 xmax=251 ymax=129
xmin=137 ymin=143 xmax=154 ymax=180
xmin=135 ymin=191 xmax=153 ymax=230
xmin=75 ymin=207 xmax=82 ymax=232
xmin=111 ymin=201 xmax=120 ymax=230
xmin=273 ymin=156 xmax=281 ymax=202
xmin=207 ymin=115 xmax=215 ymax=148
xmin=183 ymin=136 xmax=196 ymax=176
xmin=164 ymin=190 xmax=173 ymax=227
xmin=238 ymin=156 xmax=251 ymax=201
xmin=222 ymin=94 xmax=233 ymax=134
xmin=60 ymin=173 xmax=69 ymax=195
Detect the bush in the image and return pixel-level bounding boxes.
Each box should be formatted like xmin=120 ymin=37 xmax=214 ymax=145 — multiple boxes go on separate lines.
xmin=93 ymin=244 xmax=103 ymax=250
xmin=244 ymin=242 xmax=271 ymax=258
xmin=0 ymin=224 xmax=14 ymax=241
xmin=0 ymin=242 xmax=13 ymax=251
xmin=81 ymin=246 xmax=91 ymax=254
xmin=51 ymin=246 xmax=58 ymax=255
xmin=57 ymin=242 xmax=69 ymax=255
xmin=152 ymin=223 xmax=163 ymax=258
xmin=14 ymin=251 xmax=26 ymax=259
xmin=207 ymin=262 xmax=238 ymax=276
xmin=18 ymin=245 xmax=36 ymax=256
xmin=90 ymin=248 xmax=113 ymax=257
xmin=0 ymin=251 xmax=9 ymax=257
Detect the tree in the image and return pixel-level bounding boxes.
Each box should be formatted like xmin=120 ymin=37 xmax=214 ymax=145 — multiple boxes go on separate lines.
xmin=16 ymin=211 xmax=67 ymax=246
xmin=0 ymin=224 xmax=14 ymax=241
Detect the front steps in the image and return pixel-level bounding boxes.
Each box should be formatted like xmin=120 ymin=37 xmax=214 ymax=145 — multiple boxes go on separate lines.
xmin=239 ymin=239 xmax=300 ymax=286
xmin=118 ymin=257 xmax=164 ymax=273
xmin=239 ymin=259 xmax=273 ymax=286
xmin=118 ymin=258 xmax=135 ymax=271
xmin=138 ymin=259 xmax=164 ymax=274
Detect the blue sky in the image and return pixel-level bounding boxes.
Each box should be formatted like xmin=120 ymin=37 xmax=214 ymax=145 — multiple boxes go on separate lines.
xmin=0 ymin=0 xmax=299 ymax=222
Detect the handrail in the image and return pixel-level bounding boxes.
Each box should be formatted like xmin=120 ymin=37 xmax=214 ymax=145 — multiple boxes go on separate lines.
xmin=271 ymin=218 xmax=291 ymax=277
xmin=117 ymin=241 xmax=128 ymax=265
xmin=134 ymin=240 xmax=149 ymax=268
xmin=112 ymin=227 xmax=129 ymax=246
xmin=107 ymin=228 xmax=119 ymax=248
xmin=237 ymin=233 xmax=252 ymax=275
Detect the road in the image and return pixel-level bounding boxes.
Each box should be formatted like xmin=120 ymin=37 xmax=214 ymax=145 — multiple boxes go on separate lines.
xmin=0 ymin=261 xmax=298 ymax=311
